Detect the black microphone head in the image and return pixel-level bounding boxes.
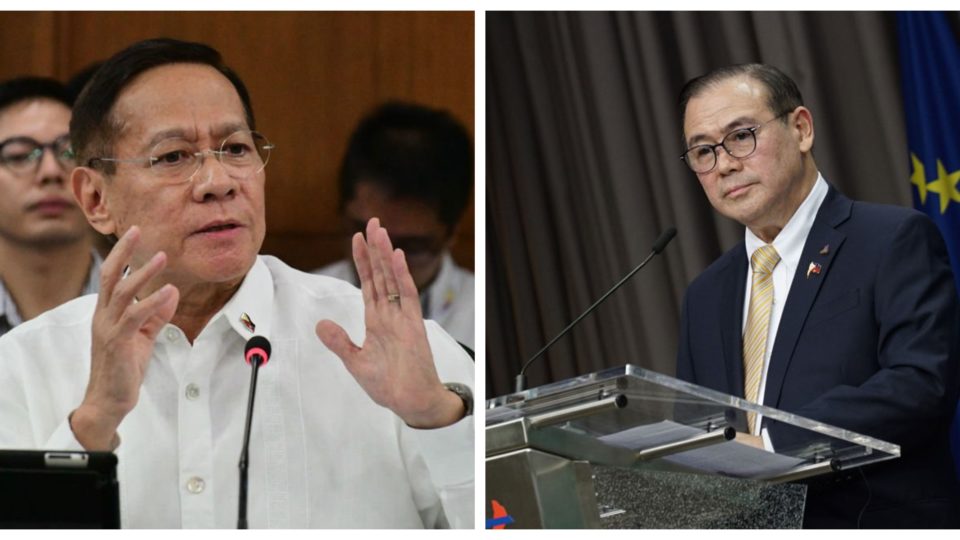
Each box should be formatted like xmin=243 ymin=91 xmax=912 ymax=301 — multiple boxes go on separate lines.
xmin=244 ymin=335 xmax=272 ymax=365
xmin=652 ymin=227 xmax=677 ymax=254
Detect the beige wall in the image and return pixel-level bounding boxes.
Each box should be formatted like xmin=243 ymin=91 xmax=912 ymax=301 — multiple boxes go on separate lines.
xmin=0 ymin=11 xmax=475 ymax=271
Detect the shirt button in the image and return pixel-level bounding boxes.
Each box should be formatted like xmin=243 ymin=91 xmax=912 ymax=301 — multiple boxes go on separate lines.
xmin=186 ymin=476 xmax=205 ymax=494
xmin=185 ymin=383 xmax=200 ymax=400
xmin=166 ymin=328 xmax=179 ymax=341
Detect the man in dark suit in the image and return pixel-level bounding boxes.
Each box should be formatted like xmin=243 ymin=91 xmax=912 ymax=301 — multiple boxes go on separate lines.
xmin=675 ymin=63 xmax=960 ymax=528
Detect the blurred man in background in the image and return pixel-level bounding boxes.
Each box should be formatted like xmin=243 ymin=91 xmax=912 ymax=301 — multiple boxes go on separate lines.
xmin=0 ymin=77 xmax=100 ymax=336
xmin=316 ymin=102 xmax=475 ymax=350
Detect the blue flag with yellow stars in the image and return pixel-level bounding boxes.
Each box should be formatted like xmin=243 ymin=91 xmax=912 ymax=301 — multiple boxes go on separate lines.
xmin=897 ymin=11 xmax=960 ymax=481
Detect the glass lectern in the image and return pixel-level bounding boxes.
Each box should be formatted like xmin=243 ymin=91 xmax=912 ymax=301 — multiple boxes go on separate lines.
xmin=485 ymin=365 xmax=899 ymax=528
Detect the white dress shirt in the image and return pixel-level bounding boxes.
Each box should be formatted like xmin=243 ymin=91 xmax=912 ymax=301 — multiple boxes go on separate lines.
xmin=0 ymin=256 xmax=474 ymax=528
xmin=316 ymin=252 xmax=475 ymax=350
xmin=742 ymin=174 xmax=829 ymax=437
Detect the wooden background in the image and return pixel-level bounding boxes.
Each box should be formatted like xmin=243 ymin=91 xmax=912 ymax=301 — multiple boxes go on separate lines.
xmin=0 ymin=11 xmax=475 ymax=272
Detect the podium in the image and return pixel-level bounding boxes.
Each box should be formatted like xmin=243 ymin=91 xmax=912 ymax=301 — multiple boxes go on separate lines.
xmin=485 ymin=365 xmax=900 ymax=528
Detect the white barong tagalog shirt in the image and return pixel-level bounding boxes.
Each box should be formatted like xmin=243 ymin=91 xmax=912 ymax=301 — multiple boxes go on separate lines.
xmin=0 ymin=256 xmax=474 ymax=528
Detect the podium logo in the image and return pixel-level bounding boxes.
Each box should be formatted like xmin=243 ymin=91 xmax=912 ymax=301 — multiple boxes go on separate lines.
xmin=485 ymin=499 xmax=514 ymax=529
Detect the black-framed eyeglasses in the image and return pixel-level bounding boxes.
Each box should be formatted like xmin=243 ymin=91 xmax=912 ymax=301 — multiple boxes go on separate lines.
xmin=87 ymin=129 xmax=274 ymax=185
xmin=0 ymin=134 xmax=75 ymax=176
xmin=680 ymin=111 xmax=791 ymax=174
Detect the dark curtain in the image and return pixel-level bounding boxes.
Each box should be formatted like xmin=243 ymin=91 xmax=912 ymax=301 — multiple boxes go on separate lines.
xmin=486 ymin=11 xmax=960 ymax=398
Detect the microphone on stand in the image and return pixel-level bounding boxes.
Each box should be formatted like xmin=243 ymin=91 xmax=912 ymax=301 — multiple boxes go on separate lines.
xmin=238 ymin=335 xmax=271 ymax=529
xmin=514 ymin=227 xmax=677 ymax=393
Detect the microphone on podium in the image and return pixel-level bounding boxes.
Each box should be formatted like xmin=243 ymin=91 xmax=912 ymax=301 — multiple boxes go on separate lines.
xmin=514 ymin=227 xmax=677 ymax=393
xmin=238 ymin=335 xmax=271 ymax=529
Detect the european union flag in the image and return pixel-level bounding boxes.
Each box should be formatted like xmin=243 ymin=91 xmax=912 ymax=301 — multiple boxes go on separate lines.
xmin=898 ymin=11 xmax=960 ymax=481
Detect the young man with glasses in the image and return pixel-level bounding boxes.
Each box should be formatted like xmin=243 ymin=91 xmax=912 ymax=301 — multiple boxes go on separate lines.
xmin=675 ymin=63 xmax=960 ymax=527
xmin=0 ymin=77 xmax=101 ymax=336
xmin=316 ymin=102 xmax=474 ymax=351
xmin=0 ymin=39 xmax=473 ymax=528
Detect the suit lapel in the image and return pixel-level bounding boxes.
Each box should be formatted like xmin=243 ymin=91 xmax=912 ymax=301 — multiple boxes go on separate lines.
xmin=719 ymin=249 xmax=749 ymax=397
xmin=763 ymin=188 xmax=851 ymax=407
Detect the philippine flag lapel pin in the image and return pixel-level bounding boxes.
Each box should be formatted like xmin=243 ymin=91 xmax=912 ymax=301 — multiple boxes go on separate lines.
xmin=240 ymin=312 xmax=256 ymax=333
xmin=806 ymin=262 xmax=822 ymax=279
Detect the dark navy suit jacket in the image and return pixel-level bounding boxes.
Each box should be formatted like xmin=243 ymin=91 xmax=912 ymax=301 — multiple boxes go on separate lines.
xmin=677 ymin=186 xmax=960 ymax=528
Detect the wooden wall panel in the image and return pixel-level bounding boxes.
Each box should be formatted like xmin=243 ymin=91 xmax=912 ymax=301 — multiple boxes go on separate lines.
xmin=0 ymin=12 xmax=58 ymax=77
xmin=0 ymin=11 xmax=475 ymax=272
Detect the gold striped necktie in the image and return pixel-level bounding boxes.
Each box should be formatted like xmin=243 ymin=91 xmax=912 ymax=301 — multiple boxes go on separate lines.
xmin=742 ymin=244 xmax=780 ymax=434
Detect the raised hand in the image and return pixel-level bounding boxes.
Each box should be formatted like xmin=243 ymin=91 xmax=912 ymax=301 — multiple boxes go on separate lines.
xmin=70 ymin=226 xmax=180 ymax=450
xmin=316 ymin=218 xmax=464 ymax=428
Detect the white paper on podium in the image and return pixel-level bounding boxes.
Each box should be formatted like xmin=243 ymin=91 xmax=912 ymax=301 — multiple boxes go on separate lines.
xmin=598 ymin=420 xmax=804 ymax=478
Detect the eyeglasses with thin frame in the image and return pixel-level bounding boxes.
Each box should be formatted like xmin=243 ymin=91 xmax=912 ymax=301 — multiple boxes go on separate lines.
xmin=0 ymin=134 xmax=75 ymax=176
xmin=88 ymin=129 xmax=275 ymax=184
xmin=680 ymin=110 xmax=792 ymax=174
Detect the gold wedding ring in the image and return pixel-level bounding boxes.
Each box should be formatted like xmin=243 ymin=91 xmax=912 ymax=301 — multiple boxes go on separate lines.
xmin=387 ymin=293 xmax=401 ymax=303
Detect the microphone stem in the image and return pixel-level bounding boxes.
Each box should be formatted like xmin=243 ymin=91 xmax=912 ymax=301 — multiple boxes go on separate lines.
xmin=238 ymin=356 xmax=263 ymax=529
xmin=517 ymin=249 xmax=657 ymax=389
